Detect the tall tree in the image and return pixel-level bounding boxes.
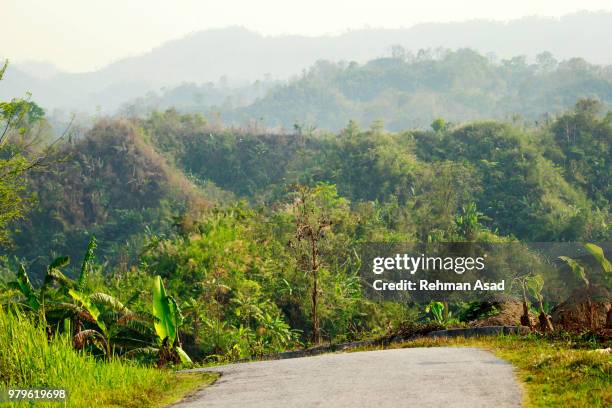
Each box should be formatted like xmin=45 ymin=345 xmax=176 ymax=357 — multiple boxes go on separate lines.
xmin=0 ymin=61 xmax=49 ymax=244
xmin=289 ymin=184 xmax=348 ymax=344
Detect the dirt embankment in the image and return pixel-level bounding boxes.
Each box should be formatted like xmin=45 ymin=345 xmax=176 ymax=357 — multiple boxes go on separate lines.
xmin=469 ymin=298 xmax=535 ymax=328
xmin=550 ymin=285 xmax=611 ymax=332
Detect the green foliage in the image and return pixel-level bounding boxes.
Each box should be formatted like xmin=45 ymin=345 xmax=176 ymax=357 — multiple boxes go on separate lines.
xmin=0 ymin=60 xmax=54 ymax=245
xmin=0 ymin=306 xmax=195 ymax=407
xmin=424 ymin=301 xmax=445 ymax=324
xmin=152 ymin=275 xmax=191 ymax=364
xmin=549 ymin=100 xmax=612 ymax=207
xmin=131 ymin=105 xmax=610 ymax=244
xmin=10 ymin=264 xmax=40 ymax=311
xmin=2 ymin=83 xmax=611 ymax=366
xmin=455 ymin=301 xmax=500 ymax=322
xmin=11 ymin=119 xmax=205 ymax=276
xmin=192 ymin=50 xmax=612 ymax=132
xmin=78 ymin=236 xmax=97 ymax=291
xmin=455 ymin=203 xmax=488 ymax=240
xmin=10 ymin=99 xmax=611 ymax=275
xmin=525 ymin=275 xmax=545 ymax=303
xmin=152 ymin=276 xmax=178 ymax=345
xmin=5 ymin=245 xmax=176 ymax=364
xmin=584 ymin=243 xmax=611 ymax=274
xmin=559 ymin=256 xmax=589 ymax=287
xmin=69 ymin=289 xmax=106 ymax=332
xmin=8 ymin=47 xmax=612 ymax=405
xmin=559 ymin=243 xmax=611 ymax=289
xmin=431 ymin=118 xmax=447 ymax=132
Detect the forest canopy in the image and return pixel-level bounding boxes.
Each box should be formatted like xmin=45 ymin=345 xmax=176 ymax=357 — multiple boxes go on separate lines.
xmin=6 ymin=98 xmax=610 ymax=277
xmin=124 ymin=49 xmax=612 ymax=132
xmin=1 ymin=59 xmax=610 ymax=363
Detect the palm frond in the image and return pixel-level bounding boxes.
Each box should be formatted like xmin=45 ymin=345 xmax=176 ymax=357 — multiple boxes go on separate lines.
xmin=73 ymin=329 xmax=102 ymax=349
xmin=122 ymin=346 xmax=159 ymax=358
xmin=44 ymin=266 xmax=75 ymax=291
xmin=90 ymin=292 xmax=127 ymax=313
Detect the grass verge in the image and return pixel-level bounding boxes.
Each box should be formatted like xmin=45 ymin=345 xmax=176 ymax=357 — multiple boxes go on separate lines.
xmin=351 ymin=334 xmax=611 ymax=407
xmin=0 ymin=307 xmax=218 ymax=407
xmin=155 ymin=372 xmax=219 ymax=407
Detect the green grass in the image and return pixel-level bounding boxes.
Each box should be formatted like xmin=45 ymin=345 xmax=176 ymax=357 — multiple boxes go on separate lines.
xmin=153 ymin=372 xmax=219 ymax=407
xmin=0 ymin=307 xmax=217 ymax=407
xmin=351 ymin=334 xmax=611 ymax=407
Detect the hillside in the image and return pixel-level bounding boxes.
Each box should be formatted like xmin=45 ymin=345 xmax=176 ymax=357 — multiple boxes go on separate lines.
xmin=11 ymin=119 xmax=209 ymax=275
xmin=139 ymin=103 xmax=610 ymax=243
xmin=9 ymin=96 xmax=610 ymax=278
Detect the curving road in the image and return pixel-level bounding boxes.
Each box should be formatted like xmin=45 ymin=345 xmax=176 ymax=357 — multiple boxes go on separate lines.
xmin=174 ymin=347 xmax=523 ymax=408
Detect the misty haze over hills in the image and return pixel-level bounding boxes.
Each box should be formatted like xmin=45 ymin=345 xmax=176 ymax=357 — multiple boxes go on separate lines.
xmin=1 ymin=11 xmax=612 ymax=121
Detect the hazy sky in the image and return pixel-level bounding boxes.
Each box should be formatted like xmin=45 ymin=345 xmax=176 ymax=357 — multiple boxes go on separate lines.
xmin=2 ymin=0 xmax=611 ymax=72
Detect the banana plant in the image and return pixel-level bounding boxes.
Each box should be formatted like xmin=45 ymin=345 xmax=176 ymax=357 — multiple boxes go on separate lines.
xmin=8 ymin=237 xmax=152 ymax=358
xmin=152 ymin=275 xmax=191 ymax=365
xmin=8 ymin=264 xmax=40 ymax=311
xmin=559 ymin=243 xmax=611 ymax=289
xmin=525 ymin=274 xmax=554 ymax=332
xmin=68 ymin=289 xmax=153 ymax=359
xmin=77 ymin=236 xmax=97 ymax=291
xmin=559 ymin=243 xmax=610 ymax=330
xmin=68 ymin=289 xmax=110 ymax=356
xmin=559 ymin=256 xmax=589 ymax=288
xmin=8 ymin=255 xmax=71 ymax=317
xmin=512 ymin=275 xmax=533 ymax=329
xmin=584 ymin=243 xmax=612 ymax=281
xmin=14 ymin=237 xmax=96 ymax=322
xmin=11 ymin=237 xmax=97 ymax=308
xmin=425 ymin=301 xmax=446 ymax=325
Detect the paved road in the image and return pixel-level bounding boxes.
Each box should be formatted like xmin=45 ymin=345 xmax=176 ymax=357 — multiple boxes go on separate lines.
xmin=174 ymin=347 xmax=523 ymax=408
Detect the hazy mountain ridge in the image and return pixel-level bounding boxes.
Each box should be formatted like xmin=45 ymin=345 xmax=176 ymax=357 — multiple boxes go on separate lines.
xmin=2 ymin=11 xmax=612 ymax=115
xmin=160 ymin=49 xmax=612 ymax=131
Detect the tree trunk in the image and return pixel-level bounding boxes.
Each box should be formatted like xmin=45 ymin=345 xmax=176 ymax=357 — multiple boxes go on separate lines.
xmin=520 ymin=282 xmax=533 ymax=329
xmin=311 ymin=269 xmax=319 ymax=344
xmin=311 ymin=239 xmax=320 ymax=345
xmin=537 ymin=300 xmax=554 ymax=333
xmin=586 ymin=297 xmax=596 ymax=331
xmin=443 ymin=301 xmax=449 ymax=322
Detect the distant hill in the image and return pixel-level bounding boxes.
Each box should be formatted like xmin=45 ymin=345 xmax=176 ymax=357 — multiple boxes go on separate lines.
xmin=2 ymin=11 xmax=612 ymax=114
xmin=8 ymin=53 xmax=612 ymax=134
xmin=135 ymin=49 xmax=612 ymax=131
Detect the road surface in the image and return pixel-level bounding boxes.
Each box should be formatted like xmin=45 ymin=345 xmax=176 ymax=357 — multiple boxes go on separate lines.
xmin=174 ymin=347 xmax=522 ymax=407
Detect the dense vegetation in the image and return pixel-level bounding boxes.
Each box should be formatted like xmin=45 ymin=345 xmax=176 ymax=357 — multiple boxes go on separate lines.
xmin=11 ymin=98 xmax=611 ymax=275
xmin=0 ymin=68 xmax=219 ymax=406
xmin=1 ymin=55 xmax=610 ymax=407
xmin=2 ymin=93 xmax=609 ymax=357
xmin=125 ymin=49 xmax=612 ymax=131
xmin=140 ymin=100 xmax=610 ymax=242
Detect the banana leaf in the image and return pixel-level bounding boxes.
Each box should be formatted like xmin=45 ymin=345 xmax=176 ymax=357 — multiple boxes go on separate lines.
xmin=152 ymin=275 xmax=177 ymax=344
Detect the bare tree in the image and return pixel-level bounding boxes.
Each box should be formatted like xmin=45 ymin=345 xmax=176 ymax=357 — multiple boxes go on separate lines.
xmin=292 ymin=185 xmax=332 ymax=345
